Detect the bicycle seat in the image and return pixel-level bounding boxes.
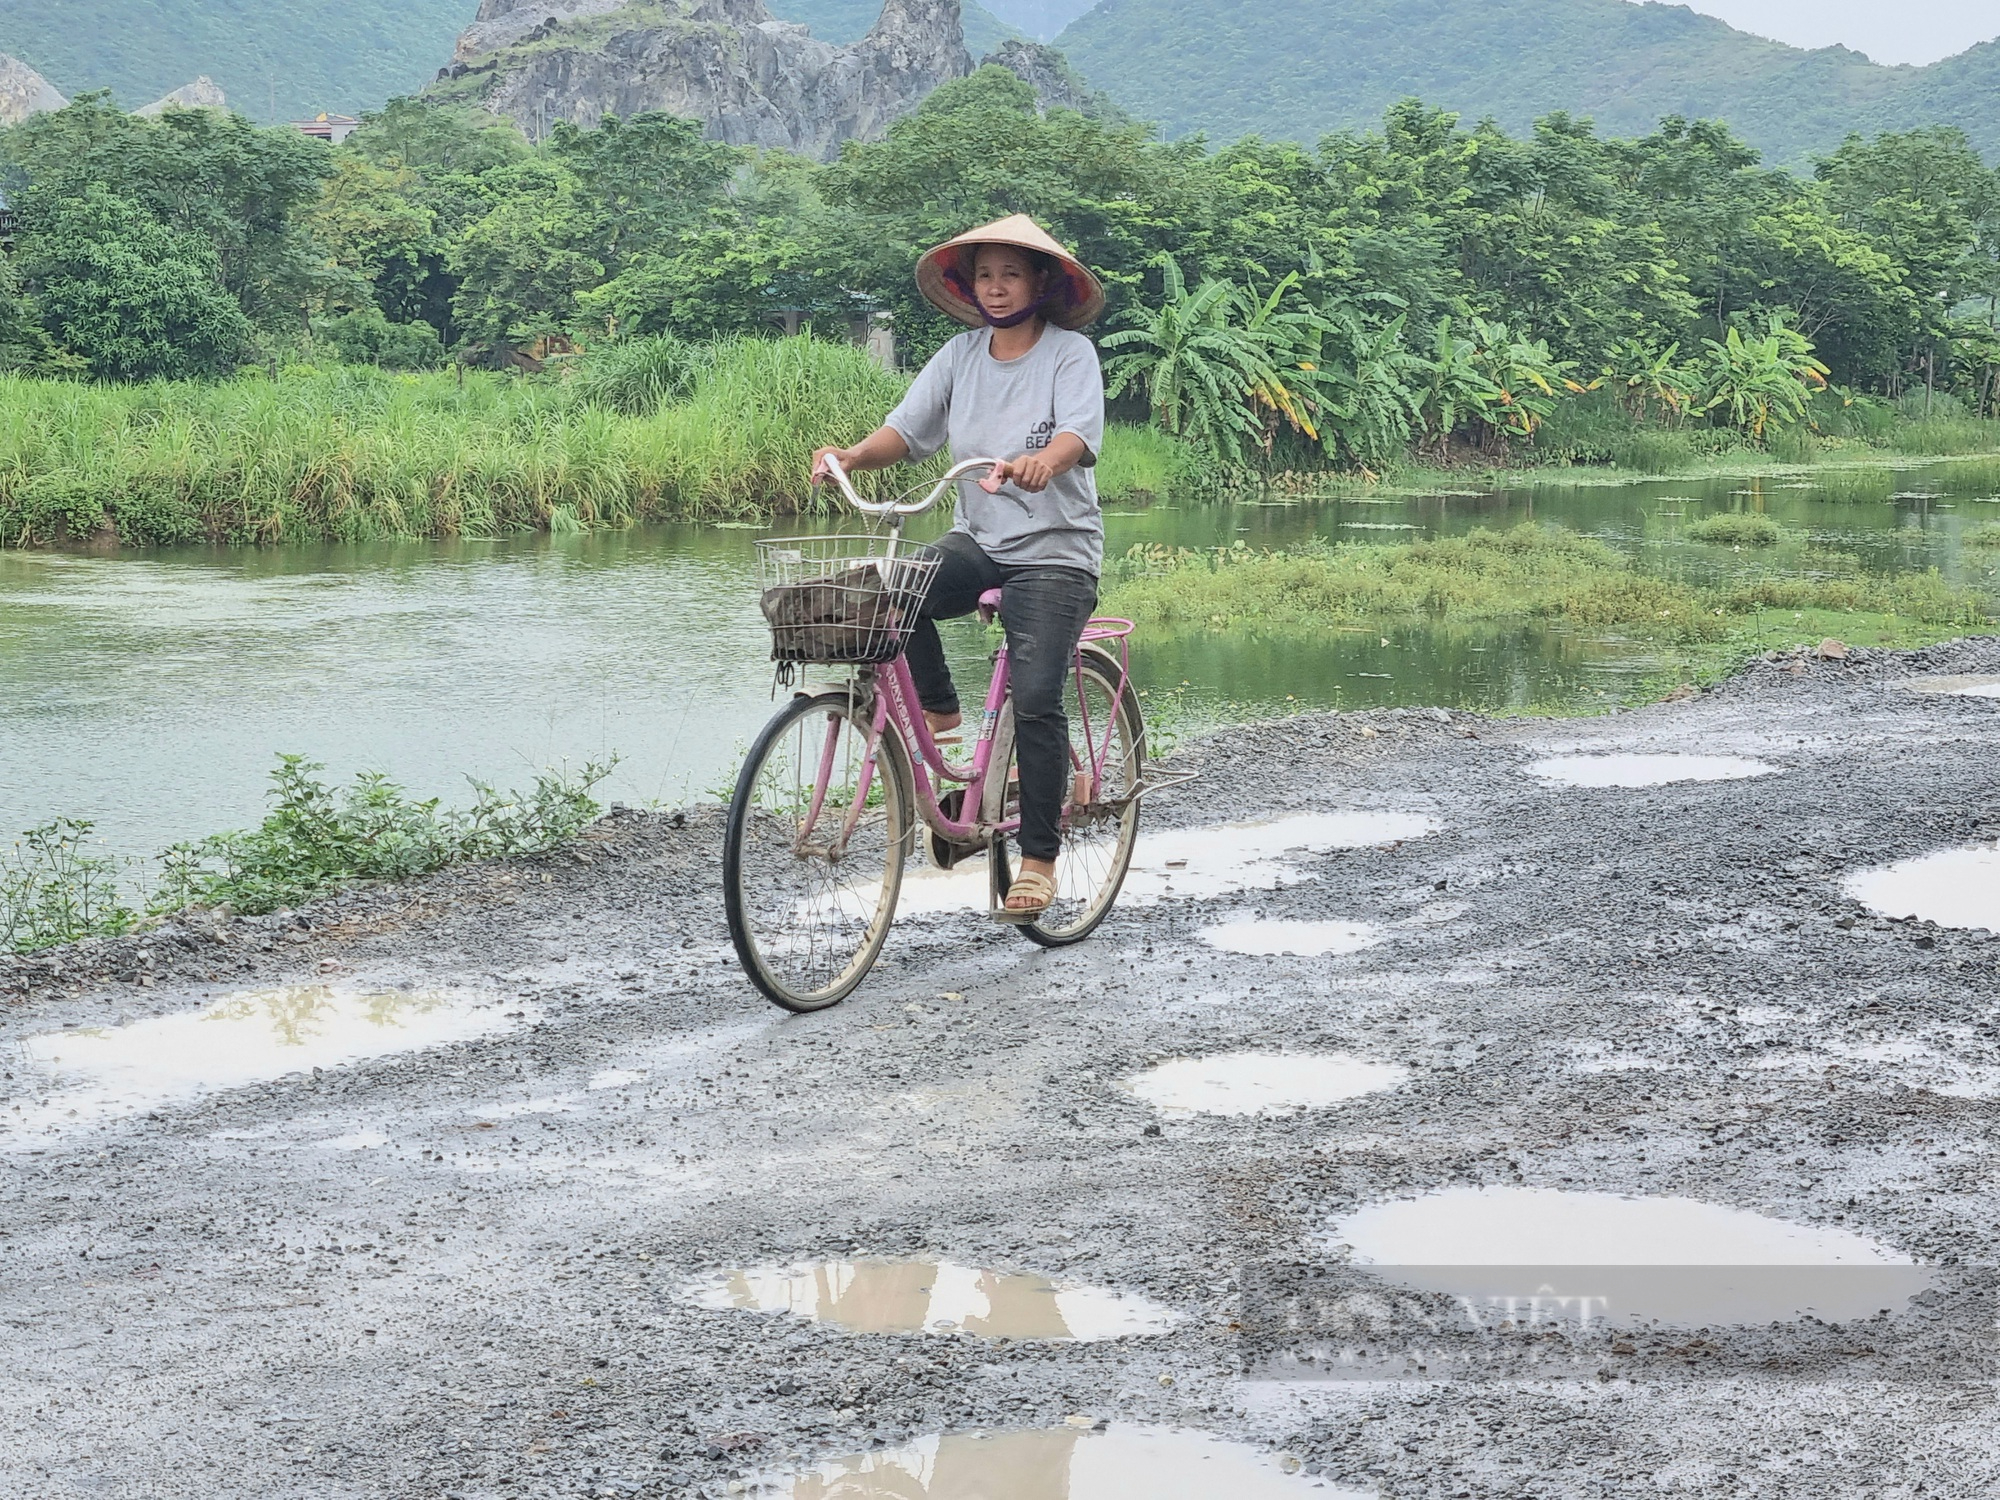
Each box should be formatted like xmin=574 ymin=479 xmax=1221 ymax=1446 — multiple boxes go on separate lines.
xmin=977 ymin=587 xmax=1003 ymax=623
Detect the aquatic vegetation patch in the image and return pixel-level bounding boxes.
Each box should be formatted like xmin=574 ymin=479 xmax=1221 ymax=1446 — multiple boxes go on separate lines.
xmin=1683 ymin=512 xmax=1785 ymax=546
xmin=1103 ymin=524 xmax=1997 ymax=699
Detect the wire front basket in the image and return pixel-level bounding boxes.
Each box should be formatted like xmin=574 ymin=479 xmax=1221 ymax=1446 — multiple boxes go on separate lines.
xmin=756 ymin=535 xmax=941 ymax=664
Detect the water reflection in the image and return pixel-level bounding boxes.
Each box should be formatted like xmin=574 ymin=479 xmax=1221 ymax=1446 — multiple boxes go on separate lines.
xmin=1198 ymin=918 xmax=1382 ymax=956
xmin=6 ymin=457 xmax=1996 ymax=862
xmin=8 ymin=985 xmax=517 ymax=1136
xmin=761 ymin=1426 xmax=1357 ymax=1499
xmin=1526 ymin=753 xmax=1779 ymax=788
xmin=1329 ymin=1186 xmax=1919 ymax=1326
xmin=1127 ymin=1052 xmax=1409 ymax=1118
xmin=683 ymin=1260 xmax=1175 ymax=1340
xmin=891 ymin=812 xmax=1438 ymax=918
xmin=1844 ymin=843 xmax=2000 ymax=932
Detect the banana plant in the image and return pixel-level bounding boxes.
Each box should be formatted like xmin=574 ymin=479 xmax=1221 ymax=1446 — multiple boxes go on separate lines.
xmin=1413 ymin=316 xmax=1502 ymax=455
xmin=1102 ymin=254 xmax=1271 ymax=465
xmin=1466 ymin=318 xmax=1577 ymax=451
xmin=1602 ymin=338 xmax=1698 ymax=426
xmin=1698 ymin=316 xmax=1830 ymax=440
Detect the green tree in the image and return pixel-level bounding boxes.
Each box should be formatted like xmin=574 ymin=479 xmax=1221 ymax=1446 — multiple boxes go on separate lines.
xmin=547 ymin=112 xmax=740 ymax=263
xmin=448 ymin=159 xmax=607 ymax=347
xmin=304 ymin=154 xmax=439 ymax=322
xmin=1101 ymin=254 xmax=1277 ymax=463
xmin=579 ymin=223 xmax=854 ymax=341
xmin=14 ymin=186 xmax=252 ymax=379
xmin=2 ymin=93 xmax=334 ymax=328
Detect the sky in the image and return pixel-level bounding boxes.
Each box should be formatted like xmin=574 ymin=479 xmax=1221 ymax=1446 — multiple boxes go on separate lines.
xmin=1658 ymin=0 xmax=1998 ymax=66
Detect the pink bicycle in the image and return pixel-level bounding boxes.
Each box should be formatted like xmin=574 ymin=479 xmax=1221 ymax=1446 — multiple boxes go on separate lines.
xmin=723 ymin=456 xmax=1176 ymax=1013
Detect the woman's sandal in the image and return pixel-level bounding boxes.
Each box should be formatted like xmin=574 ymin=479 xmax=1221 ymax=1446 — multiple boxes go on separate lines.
xmin=994 ymin=868 xmax=1056 ymax=924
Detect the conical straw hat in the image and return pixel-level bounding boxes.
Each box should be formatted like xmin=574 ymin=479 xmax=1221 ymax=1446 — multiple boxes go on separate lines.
xmin=916 ymin=214 xmax=1106 ymax=331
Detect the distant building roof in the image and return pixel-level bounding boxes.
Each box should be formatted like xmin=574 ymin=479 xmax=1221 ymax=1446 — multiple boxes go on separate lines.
xmin=291 ymin=112 xmax=361 ymax=143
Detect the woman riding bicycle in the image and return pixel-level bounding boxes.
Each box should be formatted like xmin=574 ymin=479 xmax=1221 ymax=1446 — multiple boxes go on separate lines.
xmin=812 ymin=215 xmax=1107 ymax=921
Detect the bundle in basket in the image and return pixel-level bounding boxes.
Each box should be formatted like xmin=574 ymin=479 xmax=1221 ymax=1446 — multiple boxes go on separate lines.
xmin=758 ymin=542 xmax=940 ymax=663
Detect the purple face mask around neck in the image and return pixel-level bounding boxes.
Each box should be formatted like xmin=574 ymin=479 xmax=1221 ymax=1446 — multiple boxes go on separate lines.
xmin=945 ymin=264 xmax=1051 ymax=329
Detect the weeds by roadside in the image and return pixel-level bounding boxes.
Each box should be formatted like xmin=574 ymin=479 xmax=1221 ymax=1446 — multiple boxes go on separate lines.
xmin=0 ymin=819 xmax=139 ymax=954
xmin=3 ymin=755 xmax=616 ymax=954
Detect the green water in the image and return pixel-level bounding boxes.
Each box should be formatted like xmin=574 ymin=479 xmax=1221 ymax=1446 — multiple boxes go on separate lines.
xmin=3 ymin=459 xmax=1997 ymax=866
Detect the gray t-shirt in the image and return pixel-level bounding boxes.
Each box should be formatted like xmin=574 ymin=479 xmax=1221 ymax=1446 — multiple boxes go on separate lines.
xmin=884 ymin=325 xmax=1106 ymax=575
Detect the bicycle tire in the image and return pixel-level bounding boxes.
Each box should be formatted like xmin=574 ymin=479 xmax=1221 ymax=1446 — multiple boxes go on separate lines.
xmin=986 ymin=648 xmax=1145 ymax=947
xmin=723 ymin=689 xmax=913 ymax=1012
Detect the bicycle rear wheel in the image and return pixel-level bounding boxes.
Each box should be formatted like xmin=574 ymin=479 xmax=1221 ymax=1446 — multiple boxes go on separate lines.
xmin=723 ymin=689 xmax=912 ymax=1012
xmin=986 ymin=648 xmax=1145 ymax=947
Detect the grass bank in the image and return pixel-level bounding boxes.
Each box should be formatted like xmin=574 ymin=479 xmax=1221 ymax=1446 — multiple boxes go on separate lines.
xmin=0 ymin=342 xmax=1179 ymax=547
xmin=1104 ymin=525 xmax=2000 ymax=695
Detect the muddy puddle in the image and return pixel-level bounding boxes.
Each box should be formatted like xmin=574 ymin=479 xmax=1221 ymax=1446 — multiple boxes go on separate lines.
xmin=1843 ymin=843 xmax=2000 ymax=932
xmin=753 ymin=1425 xmax=1359 ymax=1499
xmin=1901 ymin=673 xmax=2000 ymax=698
xmin=895 ymin=812 xmax=1439 ymax=918
xmin=1127 ymin=1052 xmax=1408 ymax=1118
xmin=1198 ymin=918 xmax=1382 ymax=957
xmin=1526 ymin=753 xmax=1778 ymax=788
xmin=1328 ymin=1185 xmax=1923 ymax=1326
xmin=7 ymin=985 xmax=518 ymax=1137
xmin=683 ymin=1260 xmax=1176 ymax=1341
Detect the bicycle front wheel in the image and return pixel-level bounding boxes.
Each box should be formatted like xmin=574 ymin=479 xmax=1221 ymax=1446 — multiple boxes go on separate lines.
xmin=723 ymin=689 xmax=912 ymax=1012
xmin=987 ymin=648 xmax=1145 ymax=947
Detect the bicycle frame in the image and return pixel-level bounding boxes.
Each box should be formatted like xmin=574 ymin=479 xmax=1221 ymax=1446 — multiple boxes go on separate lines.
xmin=791 ymin=454 xmax=1144 ymax=861
xmin=802 ymin=613 xmax=1140 ymax=859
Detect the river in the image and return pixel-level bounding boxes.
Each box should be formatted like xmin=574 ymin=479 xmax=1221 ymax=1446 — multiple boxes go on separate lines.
xmin=2 ymin=459 xmax=1996 ymax=868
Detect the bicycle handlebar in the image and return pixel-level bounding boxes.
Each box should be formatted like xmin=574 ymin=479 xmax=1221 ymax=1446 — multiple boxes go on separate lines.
xmin=816 ymin=454 xmax=1001 ymax=518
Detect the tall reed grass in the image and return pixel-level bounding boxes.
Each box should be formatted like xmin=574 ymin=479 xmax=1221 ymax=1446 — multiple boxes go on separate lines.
xmin=0 ymin=341 xmax=1181 ymax=545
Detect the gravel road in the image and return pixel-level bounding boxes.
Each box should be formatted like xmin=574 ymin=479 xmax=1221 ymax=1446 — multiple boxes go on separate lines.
xmin=5 ymin=638 xmax=1999 ymax=1499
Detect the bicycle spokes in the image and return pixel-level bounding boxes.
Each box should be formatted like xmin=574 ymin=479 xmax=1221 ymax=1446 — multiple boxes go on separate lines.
xmin=724 ymin=694 xmax=909 ymax=1011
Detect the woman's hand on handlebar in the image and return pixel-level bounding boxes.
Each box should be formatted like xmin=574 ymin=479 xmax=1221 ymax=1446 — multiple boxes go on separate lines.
xmin=811 ymin=425 xmax=911 ymax=485
xmin=988 ymin=433 xmax=1089 ymax=494
xmin=810 ymin=446 xmax=854 ymax=486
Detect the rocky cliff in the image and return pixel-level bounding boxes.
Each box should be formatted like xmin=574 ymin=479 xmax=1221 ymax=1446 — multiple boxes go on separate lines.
xmin=0 ymin=53 xmax=67 ymax=127
xmin=135 ymin=77 xmax=229 ymax=116
xmin=435 ymin=0 xmax=1090 ymax=159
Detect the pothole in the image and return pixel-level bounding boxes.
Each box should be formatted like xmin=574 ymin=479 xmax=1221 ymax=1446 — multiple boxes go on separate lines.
xmin=1329 ymin=1185 xmax=1921 ymax=1326
xmin=1527 ymin=753 xmax=1778 ymax=788
xmin=897 ymin=812 xmax=1438 ymax=917
xmin=1198 ymin=918 xmax=1383 ymax=957
xmin=1843 ymin=844 xmax=2000 ymax=932
xmin=1900 ymin=673 xmax=2000 ymax=698
xmin=751 ymin=1425 xmax=1360 ymax=1498
xmin=8 ymin=985 xmax=519 ymax=1137
xmin=682 ymin=1260 xmax=1176 ymax=1340
xmin=1127 ymin=1052 xmax=1408 ymax=1118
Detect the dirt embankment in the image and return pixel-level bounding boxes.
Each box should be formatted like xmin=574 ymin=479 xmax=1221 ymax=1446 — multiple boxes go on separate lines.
xmin=4 ymin=639 xmax=1999 ymax=1498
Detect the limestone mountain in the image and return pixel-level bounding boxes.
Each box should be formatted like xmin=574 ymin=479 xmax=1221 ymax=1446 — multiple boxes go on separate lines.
xmin=135 ymin=78 xmax=228 ymax=118
xmin=434 ymin=0 xmax=1087 ymax=158
xmin=1055 ymin=0 xmax=2000 ymax=165
xmin=0 ymin=49 xmax=63 ymax=126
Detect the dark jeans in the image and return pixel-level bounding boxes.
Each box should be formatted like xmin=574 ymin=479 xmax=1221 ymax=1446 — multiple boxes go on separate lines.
xmin=904 ymin=531 xmax=1098 ymax=863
